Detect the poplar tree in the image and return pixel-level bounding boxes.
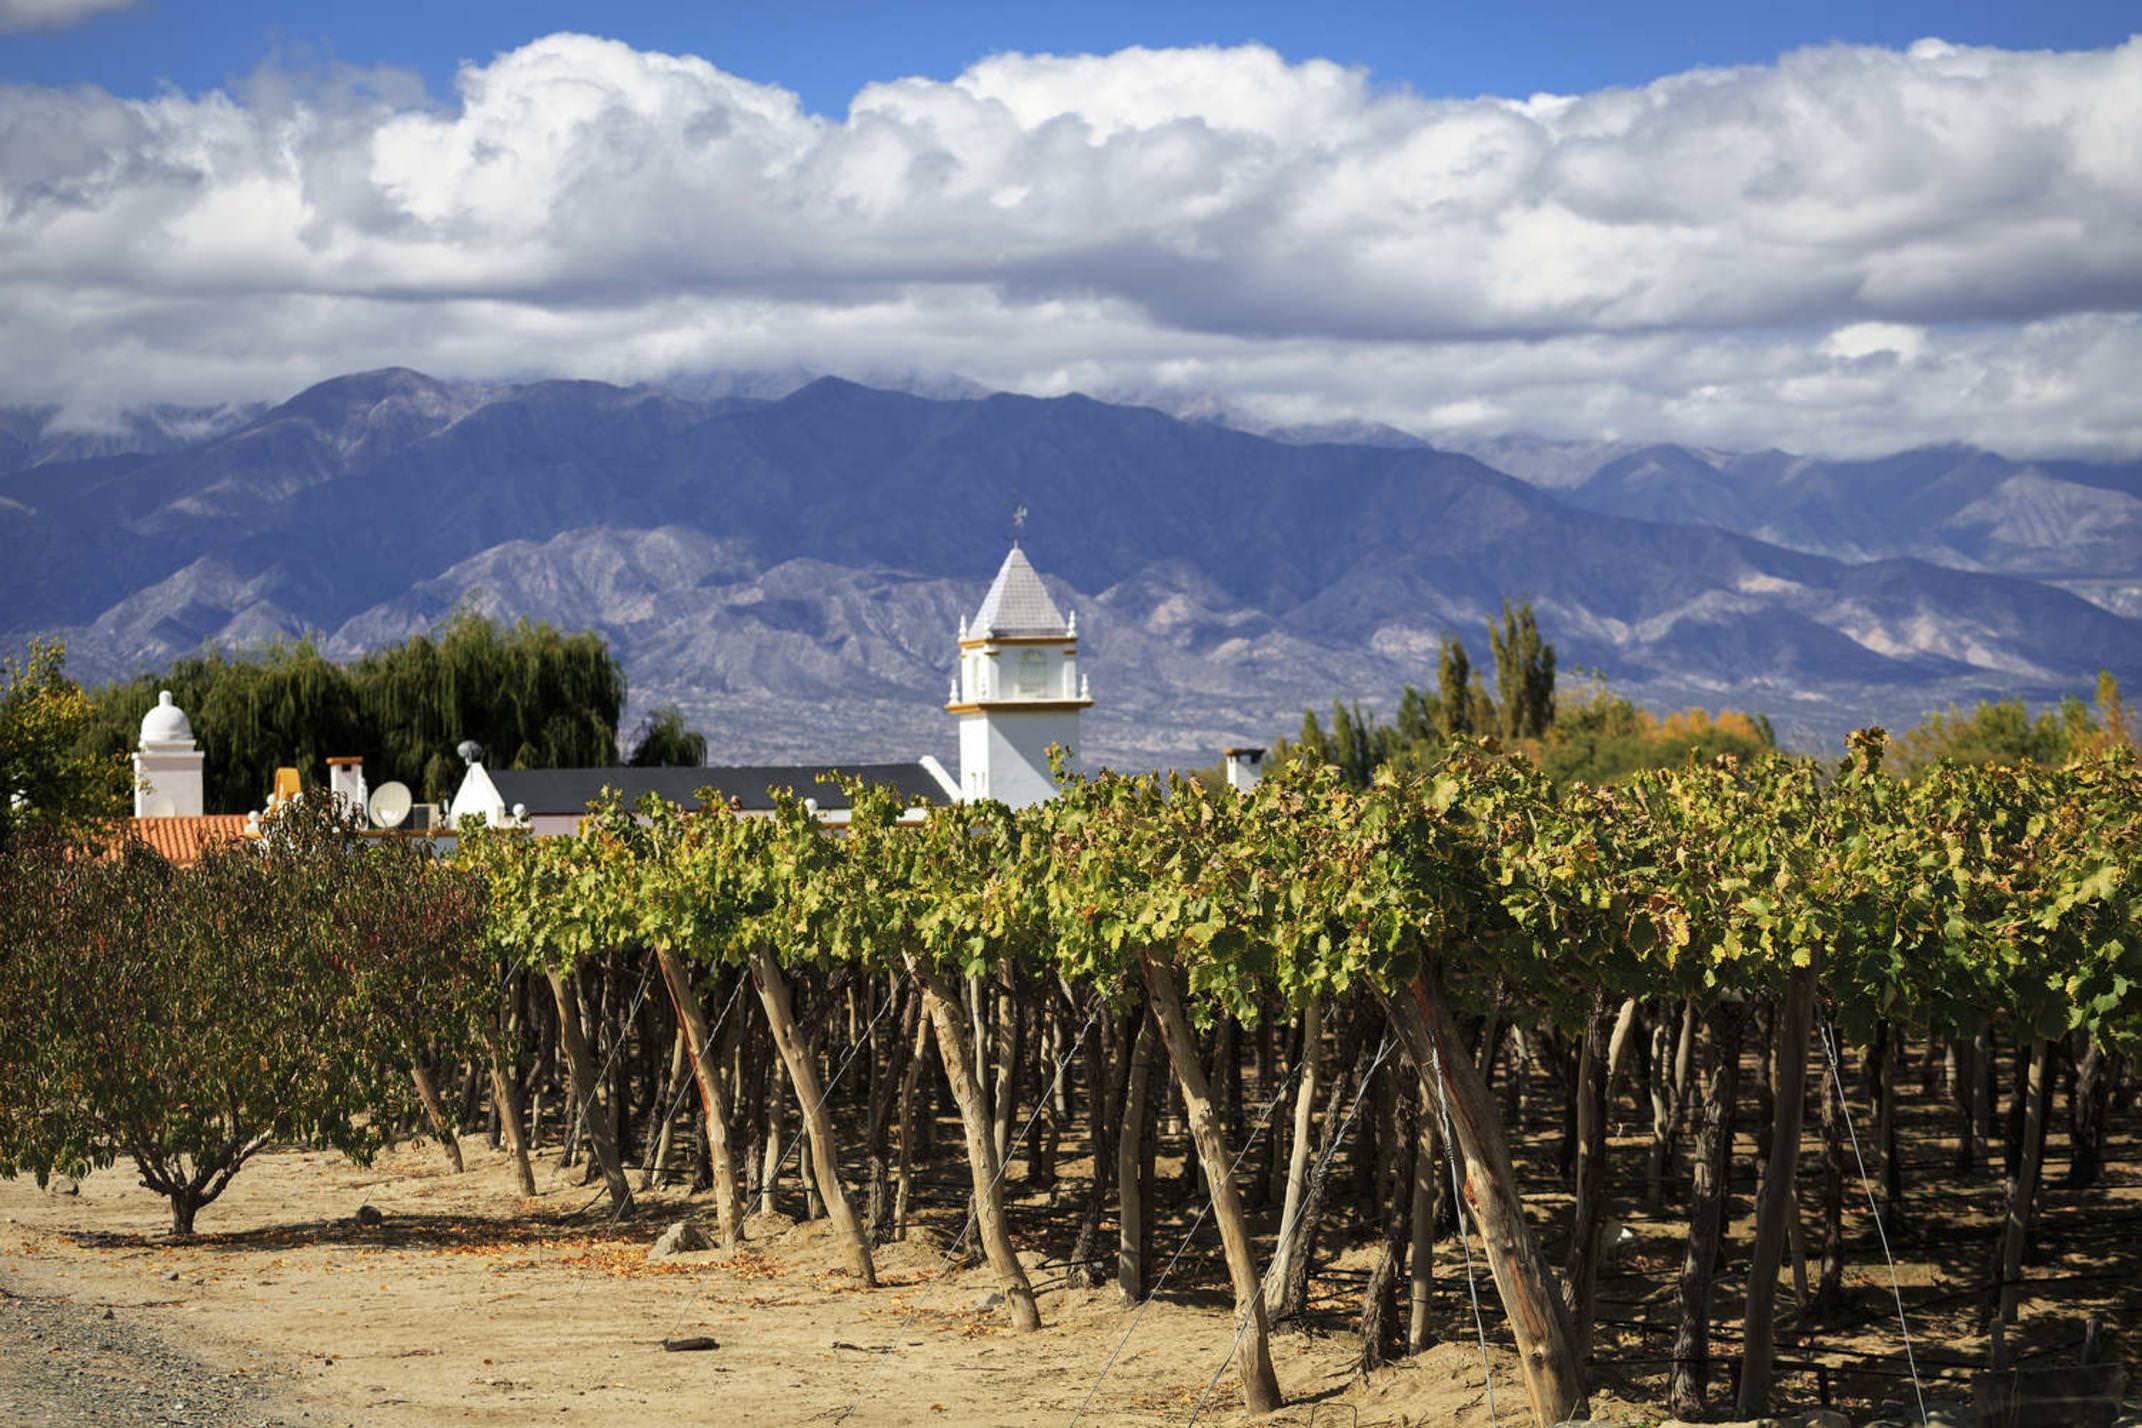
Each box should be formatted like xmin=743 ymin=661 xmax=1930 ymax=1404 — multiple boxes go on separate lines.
xmin=1490 ymin=598 xmax=1556 ymax=741
xmin=1435 ymin=633 xmax=1474 ymax=738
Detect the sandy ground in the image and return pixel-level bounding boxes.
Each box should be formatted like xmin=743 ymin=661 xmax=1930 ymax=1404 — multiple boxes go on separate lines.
xmin=0 ymin=1142 xmax=1553 ymax=1428
xmin=9 ymin=1058 xmax=2136 ymax=1428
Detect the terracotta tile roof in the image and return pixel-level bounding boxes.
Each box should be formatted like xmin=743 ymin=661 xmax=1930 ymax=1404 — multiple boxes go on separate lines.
xmin=128 ymin=815 xmax=250 ymax=867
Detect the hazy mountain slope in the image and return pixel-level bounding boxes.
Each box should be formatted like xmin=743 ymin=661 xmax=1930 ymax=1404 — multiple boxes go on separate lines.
xmin=9 ymin=371 xmax=2140 ymax=763
xmin=0 ymin=402 xmax=265 ymax=476
xmin=1548 ymin=441 xmax=2142 ymax=614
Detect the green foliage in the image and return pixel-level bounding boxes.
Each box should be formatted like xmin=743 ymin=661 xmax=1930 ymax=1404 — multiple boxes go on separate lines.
xmin=1434 ymin=633 xmax=1473 ymax=739
xmin=76 ymin=612 xmax=626 ymax=810
xmin=0 ymin=795 xmax=489 ymax=1233
xmin=451 ymin=724 xmax=2142 ymax=1122
xmin=0 ymin=638 xmax=129 ymax=851
xmin=1283 ymin=604 xmax=1772 ymax=787
xmin=1537 ymin=686 xmax=1776 ymax=784
xmin=627 ymin=704 xmax=709 ymax=768
xmin=1897 ymin=672 xmax=2134 ymax=774
xmin=1489 ymin=598 xmax=1556 ymax=741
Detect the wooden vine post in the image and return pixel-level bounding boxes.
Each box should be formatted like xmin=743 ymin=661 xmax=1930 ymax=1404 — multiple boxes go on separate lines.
xmin=1385 ymin=973 xmax=1586 ymax=1427
xmin=1139 ymin=946 xmax=1284 ymax=1415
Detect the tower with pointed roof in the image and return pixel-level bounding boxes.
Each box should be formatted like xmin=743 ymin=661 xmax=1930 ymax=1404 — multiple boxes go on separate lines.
xmin=948 ymin=545 xmax=1092 ymax=806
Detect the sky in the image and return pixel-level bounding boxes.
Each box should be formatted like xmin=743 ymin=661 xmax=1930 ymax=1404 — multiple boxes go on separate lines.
xmin=3 ymin=1 xmax=2140 ymax=457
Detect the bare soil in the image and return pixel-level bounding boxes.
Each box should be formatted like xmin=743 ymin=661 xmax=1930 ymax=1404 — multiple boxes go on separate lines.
xmin=0 ymin=1143 xmax=1558 ymax=1427
xmin=3 ymin=1056 xmax=2137 ymax=1427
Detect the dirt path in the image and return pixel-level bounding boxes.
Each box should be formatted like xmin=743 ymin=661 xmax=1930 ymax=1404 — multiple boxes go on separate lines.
xmin=0 ymin=1264 xmax=282 ymax=1428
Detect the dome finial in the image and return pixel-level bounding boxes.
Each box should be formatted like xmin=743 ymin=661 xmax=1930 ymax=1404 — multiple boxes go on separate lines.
xmin=139 ymin=690 xmax=195 ymax=747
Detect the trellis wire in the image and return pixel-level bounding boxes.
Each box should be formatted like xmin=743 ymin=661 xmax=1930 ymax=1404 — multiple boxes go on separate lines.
xmin=660 ymin=978 xmax=904 ymax=1342
xmin=1428 ymin=1033 xmax=1499 ymax=1427
xmin=833 ymin=991 xmax=1108 ymax=1423
xmin=1184 ymin=1032 xmax=1396 ymax=1427
xmin=1067 ymin=1049 xmax=1306 ymax=1427
xmin=1819 ymin=1017 xmax=1929 ymax=1426
xmin=560 ymin=954 xmax=658 ymax=1214
xmin=556 ymin=965 xmax=753 ymax=1314
xmin=642 ymin=969 xmax=754 ymax=1191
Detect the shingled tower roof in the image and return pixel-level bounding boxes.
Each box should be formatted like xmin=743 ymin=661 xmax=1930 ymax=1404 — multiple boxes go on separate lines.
xmin=970 ymin=545 xmax=1070 ymax=638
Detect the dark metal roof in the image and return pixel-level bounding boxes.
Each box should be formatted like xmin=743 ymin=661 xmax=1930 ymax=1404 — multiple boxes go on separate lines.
xmin=487 ymin=763 xmax=950 ymax=815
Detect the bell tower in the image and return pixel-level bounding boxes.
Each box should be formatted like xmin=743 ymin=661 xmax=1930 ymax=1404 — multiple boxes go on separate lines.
xmin=948 ymin=544 xmax=1092 ymax=807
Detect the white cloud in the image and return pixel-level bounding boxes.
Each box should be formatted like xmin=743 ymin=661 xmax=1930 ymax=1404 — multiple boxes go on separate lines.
xmin=0 ymin=0 xmax=130 ymax=31
xmin=1821 ymin=322 xmax=1928 ymax=362
xmin=1 ymin=32 xmax=2140 ymax=455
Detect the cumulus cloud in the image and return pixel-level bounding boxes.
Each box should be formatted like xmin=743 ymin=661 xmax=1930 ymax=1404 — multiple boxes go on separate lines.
xmin=0 ymin=0 xmax=131 ymax=31
xmin=1 ymin=32 xmax=2140 ymax=454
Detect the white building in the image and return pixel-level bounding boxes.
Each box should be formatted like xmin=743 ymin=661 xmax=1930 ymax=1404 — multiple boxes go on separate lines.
xmin=947 ymin=544 xmax=1092 ymax=808
xmin=133 ymin=691 xmax=205 ymax=818
xmin=446 ymin=543 xmax=1087 ymax=829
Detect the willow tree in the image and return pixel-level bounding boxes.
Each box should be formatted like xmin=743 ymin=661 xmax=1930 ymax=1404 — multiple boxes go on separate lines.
xmin=76 ymin=641 xmax=363 ymax=815
xmin=81 ymin=612 xmax=626 ymax=809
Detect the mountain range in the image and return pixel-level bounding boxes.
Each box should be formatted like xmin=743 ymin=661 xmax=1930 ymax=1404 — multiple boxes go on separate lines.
xmin=4 ymin=368 xmax=2138 ymax=767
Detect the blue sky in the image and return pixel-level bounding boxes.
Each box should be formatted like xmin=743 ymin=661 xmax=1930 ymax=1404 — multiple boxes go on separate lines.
xmin=4 ymin=1 xmax=2134 ymax=112
xmin=2 ymin=3 xmax=2138 ymax=457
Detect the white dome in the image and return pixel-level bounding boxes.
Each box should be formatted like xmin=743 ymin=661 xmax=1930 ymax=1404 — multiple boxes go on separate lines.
xmin=139 ymin=690 xmax=194 ymax=746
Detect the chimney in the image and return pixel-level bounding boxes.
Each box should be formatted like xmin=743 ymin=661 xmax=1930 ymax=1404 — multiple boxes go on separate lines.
xmin=327 ymin=756 xmax=367 ymax=823
xmin=1222 ymin=746 xmax=1266 ymax=793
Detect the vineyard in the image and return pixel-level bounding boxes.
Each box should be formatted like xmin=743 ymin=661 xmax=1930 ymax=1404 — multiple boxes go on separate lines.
xmin=4 ymin=731 xmax=2141 ymax=1426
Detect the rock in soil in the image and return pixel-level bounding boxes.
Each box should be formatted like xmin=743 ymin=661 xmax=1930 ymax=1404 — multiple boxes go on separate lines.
xmin=662 ymin=1336 xmax=720 ymax=1352
xmin=649 ymin=1219 xmax=713 ymax=1260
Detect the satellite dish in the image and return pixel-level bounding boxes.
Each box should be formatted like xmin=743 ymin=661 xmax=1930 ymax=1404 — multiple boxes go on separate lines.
xmin=143 ymin=794 xmax=177 ymax=819
xmin=368 ymin=781 xmax=413 ymax=829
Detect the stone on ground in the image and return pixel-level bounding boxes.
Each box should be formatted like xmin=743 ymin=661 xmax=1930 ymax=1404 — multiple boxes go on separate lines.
xmin=649 ymin=1220 xmax=713 ymax=1260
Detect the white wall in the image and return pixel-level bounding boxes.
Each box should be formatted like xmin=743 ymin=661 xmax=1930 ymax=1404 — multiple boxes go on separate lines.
xmin=132 ymin=750 xmax=204 ymax=817
xmin=959 ymin=708 xmax=1080 ymax=808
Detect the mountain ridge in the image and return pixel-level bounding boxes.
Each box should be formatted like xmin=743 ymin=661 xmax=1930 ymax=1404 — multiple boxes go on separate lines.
xmin=8 ymin=370 xmax=2139 ymax=764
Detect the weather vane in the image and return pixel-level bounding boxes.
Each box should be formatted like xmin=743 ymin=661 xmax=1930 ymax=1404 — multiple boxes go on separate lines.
xmin=1011 ymin=500 xmax=1028 ymax=544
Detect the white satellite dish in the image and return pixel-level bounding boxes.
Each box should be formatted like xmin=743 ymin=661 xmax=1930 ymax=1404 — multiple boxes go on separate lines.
xmin=143 ymin=794 xmax=177 ymax=819
xmin=368 ymin=781 xmax=413 ymax=829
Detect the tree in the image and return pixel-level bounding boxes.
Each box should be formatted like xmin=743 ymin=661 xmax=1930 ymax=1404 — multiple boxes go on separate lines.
xmin=1896 ymin=696 xmax=2080 ymax=771
xmin=627 ymin=704 xmax=708 ymax=767
xmin=2093 ymin=671 xmax=2132 ymax=751
xmin=0 ymin=639 xmax=128 ymax=852
xmin=0 ymin=795 xmax=488 ymax=1234
xmin=1297 ymin=707 xmax=1331 ymax=764
xmin=78 ymin=611 xmax=627 ymax=809
xmin=1489 ymin=598 xmax=1556 ymax=741
xmin=1435 ymin=633 xmax=1474 ymax=738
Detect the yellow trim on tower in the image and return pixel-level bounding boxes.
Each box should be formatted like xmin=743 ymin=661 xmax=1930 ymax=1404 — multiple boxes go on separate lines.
xmin=944 ymin=699 xmax=1094 ymax=715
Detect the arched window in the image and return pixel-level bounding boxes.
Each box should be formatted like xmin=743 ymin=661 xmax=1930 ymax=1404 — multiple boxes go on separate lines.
xmin=1016 ymin=649 xmax=1047 ymax=696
